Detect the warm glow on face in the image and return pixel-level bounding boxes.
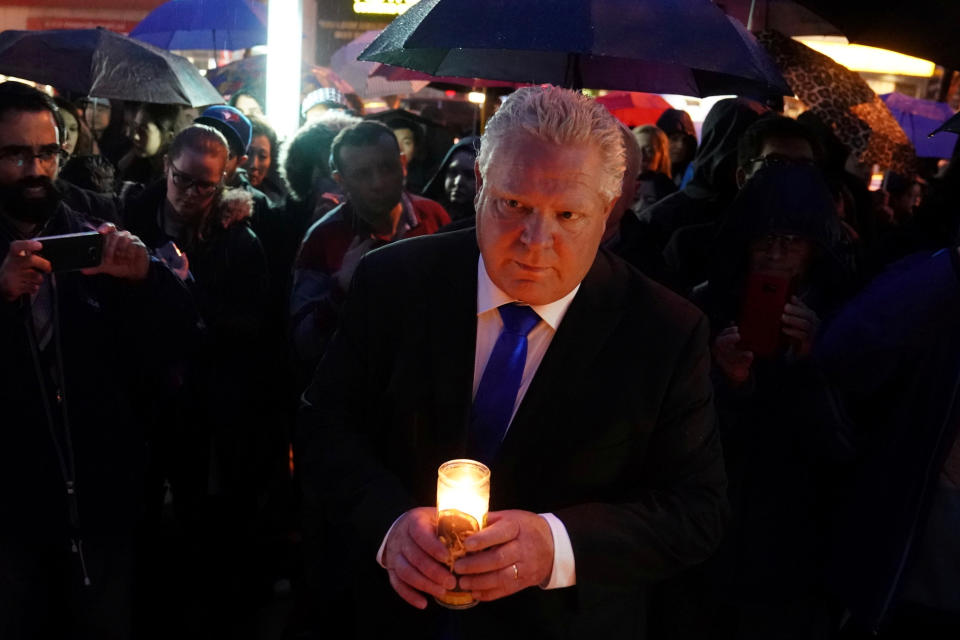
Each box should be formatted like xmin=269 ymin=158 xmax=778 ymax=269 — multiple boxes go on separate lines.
xmin=437 ymin=459 xmax=490 ymax=527
xmin=794 ymin=37 xmax=935 ymax=77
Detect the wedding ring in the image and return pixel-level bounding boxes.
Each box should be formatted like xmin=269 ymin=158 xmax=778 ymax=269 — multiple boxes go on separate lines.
xmin=512 ymin=563 xmax=518 ymax=580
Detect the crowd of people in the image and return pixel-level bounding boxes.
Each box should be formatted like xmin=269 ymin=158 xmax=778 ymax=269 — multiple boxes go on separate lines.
xmin=1 ymin=72 xmax=960 ymax=640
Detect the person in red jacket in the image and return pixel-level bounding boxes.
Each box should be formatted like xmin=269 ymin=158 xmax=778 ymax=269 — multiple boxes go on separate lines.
xmin=291 ymin=120 xmax=450 ymax=362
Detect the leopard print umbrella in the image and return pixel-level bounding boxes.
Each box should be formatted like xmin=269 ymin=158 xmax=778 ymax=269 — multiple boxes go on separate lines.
xmin=757 ymin=30 xmax=916 ymax=175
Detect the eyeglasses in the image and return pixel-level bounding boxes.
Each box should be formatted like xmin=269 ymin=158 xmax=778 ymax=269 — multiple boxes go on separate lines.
xmin=169 ymin=164 xmax=222 ymax=196
xmin=752 ymin=232 xmax=809 ymax=253
xmin=0 ymin=144 xmax=61 ymax=169
xmin=747 ymin=154 xmax=816 ymax=170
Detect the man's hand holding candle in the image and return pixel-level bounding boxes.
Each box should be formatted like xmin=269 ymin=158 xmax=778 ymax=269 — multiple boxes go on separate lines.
xmin=382 ymin=507 xmax=456 ymax=610
xmin=455 ymin=510 xmax=555 ymax=601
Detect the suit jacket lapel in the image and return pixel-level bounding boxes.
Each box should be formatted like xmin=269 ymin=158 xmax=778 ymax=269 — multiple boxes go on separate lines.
xmin=427 ymin=231 xmax=480 ymax=460
xmin=495 ymin=252 xmax=625 ymax=479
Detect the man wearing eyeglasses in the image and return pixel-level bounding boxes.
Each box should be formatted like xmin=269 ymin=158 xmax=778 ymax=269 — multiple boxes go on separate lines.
xmin=655 ymin=115 xmax=823 ymax=295
xmin=0 ymin=82 xmax=199 ymax=638
xmin=735 ymin=115 xmax=820 ymax=187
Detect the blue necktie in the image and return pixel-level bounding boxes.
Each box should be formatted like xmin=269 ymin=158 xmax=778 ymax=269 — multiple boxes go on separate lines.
xmin=469 ymin=303 xmax=541 ymax=464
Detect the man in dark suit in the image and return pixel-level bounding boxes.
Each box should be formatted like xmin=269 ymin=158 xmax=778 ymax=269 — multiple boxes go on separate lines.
xmin=298 ymin=85 xmax=727 ymax=639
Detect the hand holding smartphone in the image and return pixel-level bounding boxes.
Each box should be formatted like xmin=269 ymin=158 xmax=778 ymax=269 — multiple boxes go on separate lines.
xmin=738 ymin=272 xmax=797 ymax=359
xmin=35 ymin=231 xmax=104 ymax=272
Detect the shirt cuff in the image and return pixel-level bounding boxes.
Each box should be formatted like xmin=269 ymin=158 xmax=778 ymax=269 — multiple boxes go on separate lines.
xmin=539 ymin=512 xmax=576 ymax=589
xmin=376 ymin=514 xmax=405 ymax=568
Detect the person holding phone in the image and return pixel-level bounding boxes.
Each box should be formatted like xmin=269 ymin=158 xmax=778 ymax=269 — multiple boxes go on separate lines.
xmin=0 ymin=82 xmax=198 ymax=639
xmin=659 ymin=163 xmax=857 ymax=639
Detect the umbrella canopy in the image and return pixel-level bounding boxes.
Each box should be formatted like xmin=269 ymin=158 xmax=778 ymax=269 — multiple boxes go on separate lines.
xmin=130 ymin=0 xmax=267 ymax=51
xmin=757 ymin=30 xmax=915 ymax=174
xmin=370 ymin=63 xmax=524 ymax=89
xmin=330 ymin=31 xmax=429 ymax=99
xmin=357 ymin=0 xmax=790 ymax=98
xmin=595 ymin=92 xmax=671 ymax=127
xmin=880 ymin=93 xmax=957 ymax=159
xmin=0 ymin=28 xmax=224 ymax=107
xmin=206 ymin=55 xmax=356 ymax=102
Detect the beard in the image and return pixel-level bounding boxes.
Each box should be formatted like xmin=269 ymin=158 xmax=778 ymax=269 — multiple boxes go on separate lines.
xmin=0 ymin=175 xmax=63 ymax=225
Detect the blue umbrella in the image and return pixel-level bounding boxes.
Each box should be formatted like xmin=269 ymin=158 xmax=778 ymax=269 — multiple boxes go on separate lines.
xmin=881 ymin=92 xmax=957 ymax=159
xmin=130 ymin=0 xmax=267 ymax=51
xmin=358 ymin=0 xmax=790 ymax=98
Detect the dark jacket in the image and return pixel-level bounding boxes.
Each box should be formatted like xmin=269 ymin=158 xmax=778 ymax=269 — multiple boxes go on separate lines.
xmin=619 ymin=98 xmax=767 ymax=284
xmin=123 ymin=179 xmax=269 ymax=347
xmin=678 ymin=165 xmax=856 ymax=630
xmin=0 ymin=203 xmax=198 ymax=637
xmin=816 ymin=247 xmax=960 ymax=632
xmin=0 ymin=202 xmax=197 ymax=538
xmin=123 ymin=179 xmax=271 ymax=497
xmin=298 ymin=229 xmax=727 ymax=639
xmin=58 ymin=179 xmax=122 ymax=226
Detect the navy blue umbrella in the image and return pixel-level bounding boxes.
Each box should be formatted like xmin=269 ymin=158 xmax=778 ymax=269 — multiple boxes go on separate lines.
xmin=0 ymin=28 xmax=224 ymax=107
xmin=358 ymin=0 xmax=790 ymax=98
xmin=130 ymin=0 xmax=267 ymax=51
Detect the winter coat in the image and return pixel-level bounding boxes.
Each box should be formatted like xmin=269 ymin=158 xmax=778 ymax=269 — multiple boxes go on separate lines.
xmin=0 ymin=202 xmax=199 ymax=541
xmin=619 ymin=98 xmax=768 ymax=283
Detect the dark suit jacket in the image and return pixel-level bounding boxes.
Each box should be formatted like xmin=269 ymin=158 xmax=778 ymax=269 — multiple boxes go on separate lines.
xmin=298 ymin=228 xmax=727 ymax=639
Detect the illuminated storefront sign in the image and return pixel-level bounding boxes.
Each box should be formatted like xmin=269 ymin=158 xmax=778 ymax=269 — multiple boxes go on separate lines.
xmin=353 ymin=0 xmax=421 ymax=15
xmin=795 ymin=36 xmax=936 ymax=78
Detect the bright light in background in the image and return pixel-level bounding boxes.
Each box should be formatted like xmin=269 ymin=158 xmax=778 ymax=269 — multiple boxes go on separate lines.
xmin=467 ymin=91 xmax=486 ymax=105
xmin=660 ymin=94 xmax=735 ymax=140
xmin=795 ymin=36 xmax=936 ymax=77
xmin=266 ymin=0 xmax=303 ymax=141
xmin=353 ymin=0 xmax=421 ymax=15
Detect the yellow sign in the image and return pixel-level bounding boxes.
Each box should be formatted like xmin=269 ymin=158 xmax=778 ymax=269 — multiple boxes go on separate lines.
xmin=353 ymin=0 xmax=421 ymax=15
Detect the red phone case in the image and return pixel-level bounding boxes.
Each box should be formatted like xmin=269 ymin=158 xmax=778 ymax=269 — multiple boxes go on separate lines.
xmin=737 ymin=272 xmax=796 ymax=359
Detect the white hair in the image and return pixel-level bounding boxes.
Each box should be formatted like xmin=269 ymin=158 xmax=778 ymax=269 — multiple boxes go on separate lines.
xmin=478 ymin=85 xmax=626 ymax=201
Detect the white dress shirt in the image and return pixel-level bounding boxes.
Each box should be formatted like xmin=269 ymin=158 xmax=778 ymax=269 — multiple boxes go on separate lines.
xmin=377 ymin=255 xmax=580 ymax=589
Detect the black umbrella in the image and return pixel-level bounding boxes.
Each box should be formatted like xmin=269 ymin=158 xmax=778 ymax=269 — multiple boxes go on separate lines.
xmin=358 ymin=0 xmax=790 ymax=98
xmin=0 ymin=28 xmax=224 ymax=107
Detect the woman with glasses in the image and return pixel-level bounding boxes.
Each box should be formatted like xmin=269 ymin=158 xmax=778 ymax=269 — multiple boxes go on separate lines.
xmin=657 ymin=163 xmax=856 ymax=640
xmin=120 ymin=123 xmax=270 ymax=632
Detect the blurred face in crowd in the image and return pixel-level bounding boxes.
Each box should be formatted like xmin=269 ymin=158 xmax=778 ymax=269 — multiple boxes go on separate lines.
xmin=668 ymin=132 xmax=695 ymax=167
xmin=335 ymin=133 xmax=406 ymax=230
xmin=392 ymin=127 xmax=416 ymax=161
xmin=741 ymin=136 xmax=815 ymax=184
xmin=131 ymin=108 xmax=171 ymax=158
xmin=476 ymin=131 xmax=615 ymax=305
xmin=0 ymin=109 xmax=63 ymax=224
xmin=83 ymin=100 xmax=111 ymax=138
xmin=444 ymin=149 xmax=476 ymax=205
xmin=60 ymin=108 xmax=79 ymax=156
xmin=635 ymin=131 xmax=663 ymax=174
xmin=748 ymin=231 xmax=814 ymax=280
xmin=245 ymin=134 xmax=272 ymax=188
xmin=234 ymin=94 xmax=263 ymax=118
xmin=164 ymin=146 xmax=226 ymax=222
xmin=891 ymin=182 xmax=922 ymax=220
